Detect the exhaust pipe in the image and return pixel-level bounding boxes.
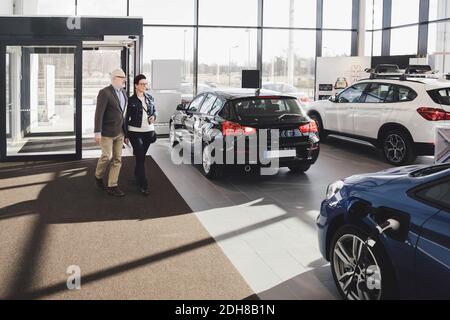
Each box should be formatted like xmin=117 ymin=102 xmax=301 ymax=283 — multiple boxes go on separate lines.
xmin=244 ymin=165 xmax=252 ymax=173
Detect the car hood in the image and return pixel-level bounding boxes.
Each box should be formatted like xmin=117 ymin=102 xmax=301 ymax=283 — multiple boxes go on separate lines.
xmin=343 ymin=165 xmax=427 ymax=187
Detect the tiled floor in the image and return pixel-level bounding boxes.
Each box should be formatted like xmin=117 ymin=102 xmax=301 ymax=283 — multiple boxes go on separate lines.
xmin=149 ymin=136 xmax=433 ymax=299
xmin=0 ymin=135 xmax=433 ymax=300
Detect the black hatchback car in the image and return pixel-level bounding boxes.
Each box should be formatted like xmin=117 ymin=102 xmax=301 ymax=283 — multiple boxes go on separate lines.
xmin=169 ymin=89 xmax=320 ymax=179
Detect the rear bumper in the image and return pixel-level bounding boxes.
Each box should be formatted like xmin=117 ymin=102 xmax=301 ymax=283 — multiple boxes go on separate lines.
xmin=232 ymin=142 xmax=320 ymax=167
xmin=414 ymin=142 xmax=434 ymax=156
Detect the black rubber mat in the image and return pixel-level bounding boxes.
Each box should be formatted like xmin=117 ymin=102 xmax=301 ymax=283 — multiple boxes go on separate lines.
xmin=18 ymin=138 xmax=99 ymax=153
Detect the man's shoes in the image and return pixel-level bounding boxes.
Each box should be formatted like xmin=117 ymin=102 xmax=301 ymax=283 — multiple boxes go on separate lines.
xmin=139 ymin=187 xmax=150 ymax=196
xmin=107 ymin=186 xmax=126 ymax=197
xmin=95 ymin=177 xmax=105 ymax=190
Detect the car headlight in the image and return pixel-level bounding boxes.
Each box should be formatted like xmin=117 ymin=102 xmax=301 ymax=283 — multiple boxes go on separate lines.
xmin=326 ymin=180 xmax=344 ymax=200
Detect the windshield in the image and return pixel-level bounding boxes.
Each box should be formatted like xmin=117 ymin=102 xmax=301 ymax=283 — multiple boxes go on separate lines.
xmin=232 ymin=98 xmax=306 ymax=120
xmin=410 ymin=164 xmax=450 ymax=177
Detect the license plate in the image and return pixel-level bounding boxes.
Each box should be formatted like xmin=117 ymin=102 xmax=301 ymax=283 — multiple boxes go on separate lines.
xmin=264 ymin=149 xmax=296 ymax=159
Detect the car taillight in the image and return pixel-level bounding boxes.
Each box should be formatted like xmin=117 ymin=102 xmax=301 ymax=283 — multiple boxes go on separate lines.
xmin=222 ymin=121 xmax=257 ymax=136
xmin=417 ymin=107 xmax=450 ymax=121
xmin=299 ymin=120 xmax=318 ymax=133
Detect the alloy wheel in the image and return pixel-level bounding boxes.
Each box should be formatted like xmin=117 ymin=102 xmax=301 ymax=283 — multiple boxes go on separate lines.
xmin=333 ymin=234 xmax=382 ymax=300
xmin=384 ymin=134 xmax=406 ymax=164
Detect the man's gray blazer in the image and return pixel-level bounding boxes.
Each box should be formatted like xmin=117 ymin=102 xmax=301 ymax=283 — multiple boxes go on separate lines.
xmin=94 ymin=85 xmax=128 ymax=138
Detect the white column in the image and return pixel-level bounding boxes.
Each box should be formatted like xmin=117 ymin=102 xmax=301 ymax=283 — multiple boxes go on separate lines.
xmin=287 ymin=0 xmax=295 ymax=85
xmin=14 ymin=0 xmax=39 ymax=15
xmin=30 ymin=54 xmax=39 ymax=128
xmin=358 ymin=0 xmax=367 ymax=56
xmin=10 ymin=48 xmax=22 ymax=144
xmin=0 ymin=0 xmax=14 ymax=14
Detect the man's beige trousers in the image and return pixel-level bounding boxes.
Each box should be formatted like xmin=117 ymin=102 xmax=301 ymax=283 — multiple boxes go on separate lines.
xmin=95 ymin=134 xmax=124 ymax=187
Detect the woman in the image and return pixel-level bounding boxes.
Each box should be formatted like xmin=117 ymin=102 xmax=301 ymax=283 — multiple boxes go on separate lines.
xmin=125 ymin=74 xmax=158 ymax=195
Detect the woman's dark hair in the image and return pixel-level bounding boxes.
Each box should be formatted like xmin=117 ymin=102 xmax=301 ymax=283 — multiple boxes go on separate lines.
xmin=134 ymin=74 xmax=147 ymax=86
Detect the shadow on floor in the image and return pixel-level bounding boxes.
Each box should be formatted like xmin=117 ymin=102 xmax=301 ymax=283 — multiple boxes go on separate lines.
xmin=0 ymin=156 xmax=192 ymax=224
xmin=1 ymin=156 xmax=194 ymax=299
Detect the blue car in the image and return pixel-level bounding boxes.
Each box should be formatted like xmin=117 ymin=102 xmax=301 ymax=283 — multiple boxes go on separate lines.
xmin=317 ymin=164 xmax=450 ymax=300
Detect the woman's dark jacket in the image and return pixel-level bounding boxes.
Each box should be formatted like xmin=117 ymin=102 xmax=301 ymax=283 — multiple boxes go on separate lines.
xmin=125 ymin=92 xmax=158 ymax=137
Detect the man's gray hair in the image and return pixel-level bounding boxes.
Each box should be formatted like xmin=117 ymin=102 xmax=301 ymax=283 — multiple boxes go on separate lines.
xmin=110 ymin=69 xmax=126 ymax=81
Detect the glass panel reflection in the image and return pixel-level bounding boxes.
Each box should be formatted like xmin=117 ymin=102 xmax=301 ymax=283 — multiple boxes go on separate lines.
xmin=198 ymin=28 xmax=257 ymax=91
xmin=6 ymin=46 xmax=76 ymax=156
xmin=262 ymin=29 xmax=316 ymax=101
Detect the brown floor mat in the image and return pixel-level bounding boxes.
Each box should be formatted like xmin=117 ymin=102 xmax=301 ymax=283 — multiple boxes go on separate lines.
xmin=0 ymin=157 xmax=254 ymax=299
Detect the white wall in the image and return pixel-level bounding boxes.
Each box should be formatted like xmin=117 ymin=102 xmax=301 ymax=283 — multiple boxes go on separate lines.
xmin=14 ymin=0 xmax=38 ymax=15
xmin=0 ymin=0 xmax=14 ymax=15
xmin=315 ymin=56 xmax=371 ymax=100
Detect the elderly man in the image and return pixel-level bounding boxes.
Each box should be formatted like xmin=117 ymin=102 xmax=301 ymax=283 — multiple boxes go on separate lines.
xmin=94 ymin=69 xmax=128 ymax=197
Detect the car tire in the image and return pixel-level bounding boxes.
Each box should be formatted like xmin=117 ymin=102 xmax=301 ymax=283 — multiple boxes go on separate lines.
xmin=309 ymin=113 xmax=327 ymax=140
xmin=288 ymin=163 xmax=311 ymax=173
xmin=201 ymin=144 xmax=223 ymax=179
xmin=329 ymin=224 xmax=397 ymax=300
xmin=382 ymin=130 xmax=416 ymax=166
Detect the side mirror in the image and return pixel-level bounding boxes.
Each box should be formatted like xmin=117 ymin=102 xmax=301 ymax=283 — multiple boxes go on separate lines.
xmin=176 ymin=103 xmax=186 ymax=111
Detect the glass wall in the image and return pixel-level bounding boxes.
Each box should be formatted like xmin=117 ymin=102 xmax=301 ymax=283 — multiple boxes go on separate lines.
xmin=322 ymin=31 xmax=352 ymax=57
xmin=264 ymin=0 xmax=316 ymax=28
xmin=77 ymin=0 xmax=127 ymax=16
xmin=199 ymin=0 xmax=258 ymax=26
xmin=372 ymin=31 xmax=382 ymax=56
xmin=391 ymin=0 xmax=420 ymax=26
xmin=13 ymin=0 xmax=358 ymax=104
xmin=198 ymin=28 xmax=257 ymax=90
xmin=428 ymin=21 xmax=450 ymax=73
xmin=262 ymin=30 xmax=316 ymax=100
xmin=6 ymin=46 xmax=76 ymax=156
xmin=129 ymin=0 xmax=194 ymax=25
xmin=429 ymin=0 xmax=450 ymax=21
xmin=323 ymin=0 xmax=353 ymax=29
xmin=82 ymin=50 xmax=121 ymax=137
xmin=6 ymin=53 xmax=11 ymax=138
xmin=365 ymin=0 xmax=450 ymax=62
xmin=36 ymin=0 xmax=76 ymax=15
xmin=143 ymin=27 xmax=194 ymax=96
xmin=391 ymin=25 xmax=419 ymax=55
xmin=365 ymin=31 xmax=373 ymax=56
xmin=366 ymin=0 xmax=383 ymax=30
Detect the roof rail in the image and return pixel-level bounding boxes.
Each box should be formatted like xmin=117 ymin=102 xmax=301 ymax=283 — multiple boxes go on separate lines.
xmin=368 ymin=73 xmax=407 ymax=80
xmin=405 ymin=64 xmax=432 ymax=74
xmin=366 ymin=64 xmax=440 ymax=81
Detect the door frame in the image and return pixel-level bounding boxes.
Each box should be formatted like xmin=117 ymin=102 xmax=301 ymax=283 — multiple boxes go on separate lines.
xmin=0 ymin=39 xmax=83 ymax=162
xmin=0 ymin=16 xmax=143 ymax=162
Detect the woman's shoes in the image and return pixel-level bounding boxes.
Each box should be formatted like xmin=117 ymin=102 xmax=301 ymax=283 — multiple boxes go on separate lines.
xmin=139 ymin=187 xmax=150 ymax=196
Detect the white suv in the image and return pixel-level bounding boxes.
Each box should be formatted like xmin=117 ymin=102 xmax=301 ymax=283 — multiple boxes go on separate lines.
xmin=305 ymin=78 xmax=450 ymax=165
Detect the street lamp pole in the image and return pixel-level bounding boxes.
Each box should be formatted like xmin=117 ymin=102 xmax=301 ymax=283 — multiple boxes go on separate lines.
xmin=228 ymin=45 xmax=239 ymax=87
xmin=245 ymin=29 xmax=251 ymax=68
xmin=183 ymin=29 xmax=187 ymax=80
